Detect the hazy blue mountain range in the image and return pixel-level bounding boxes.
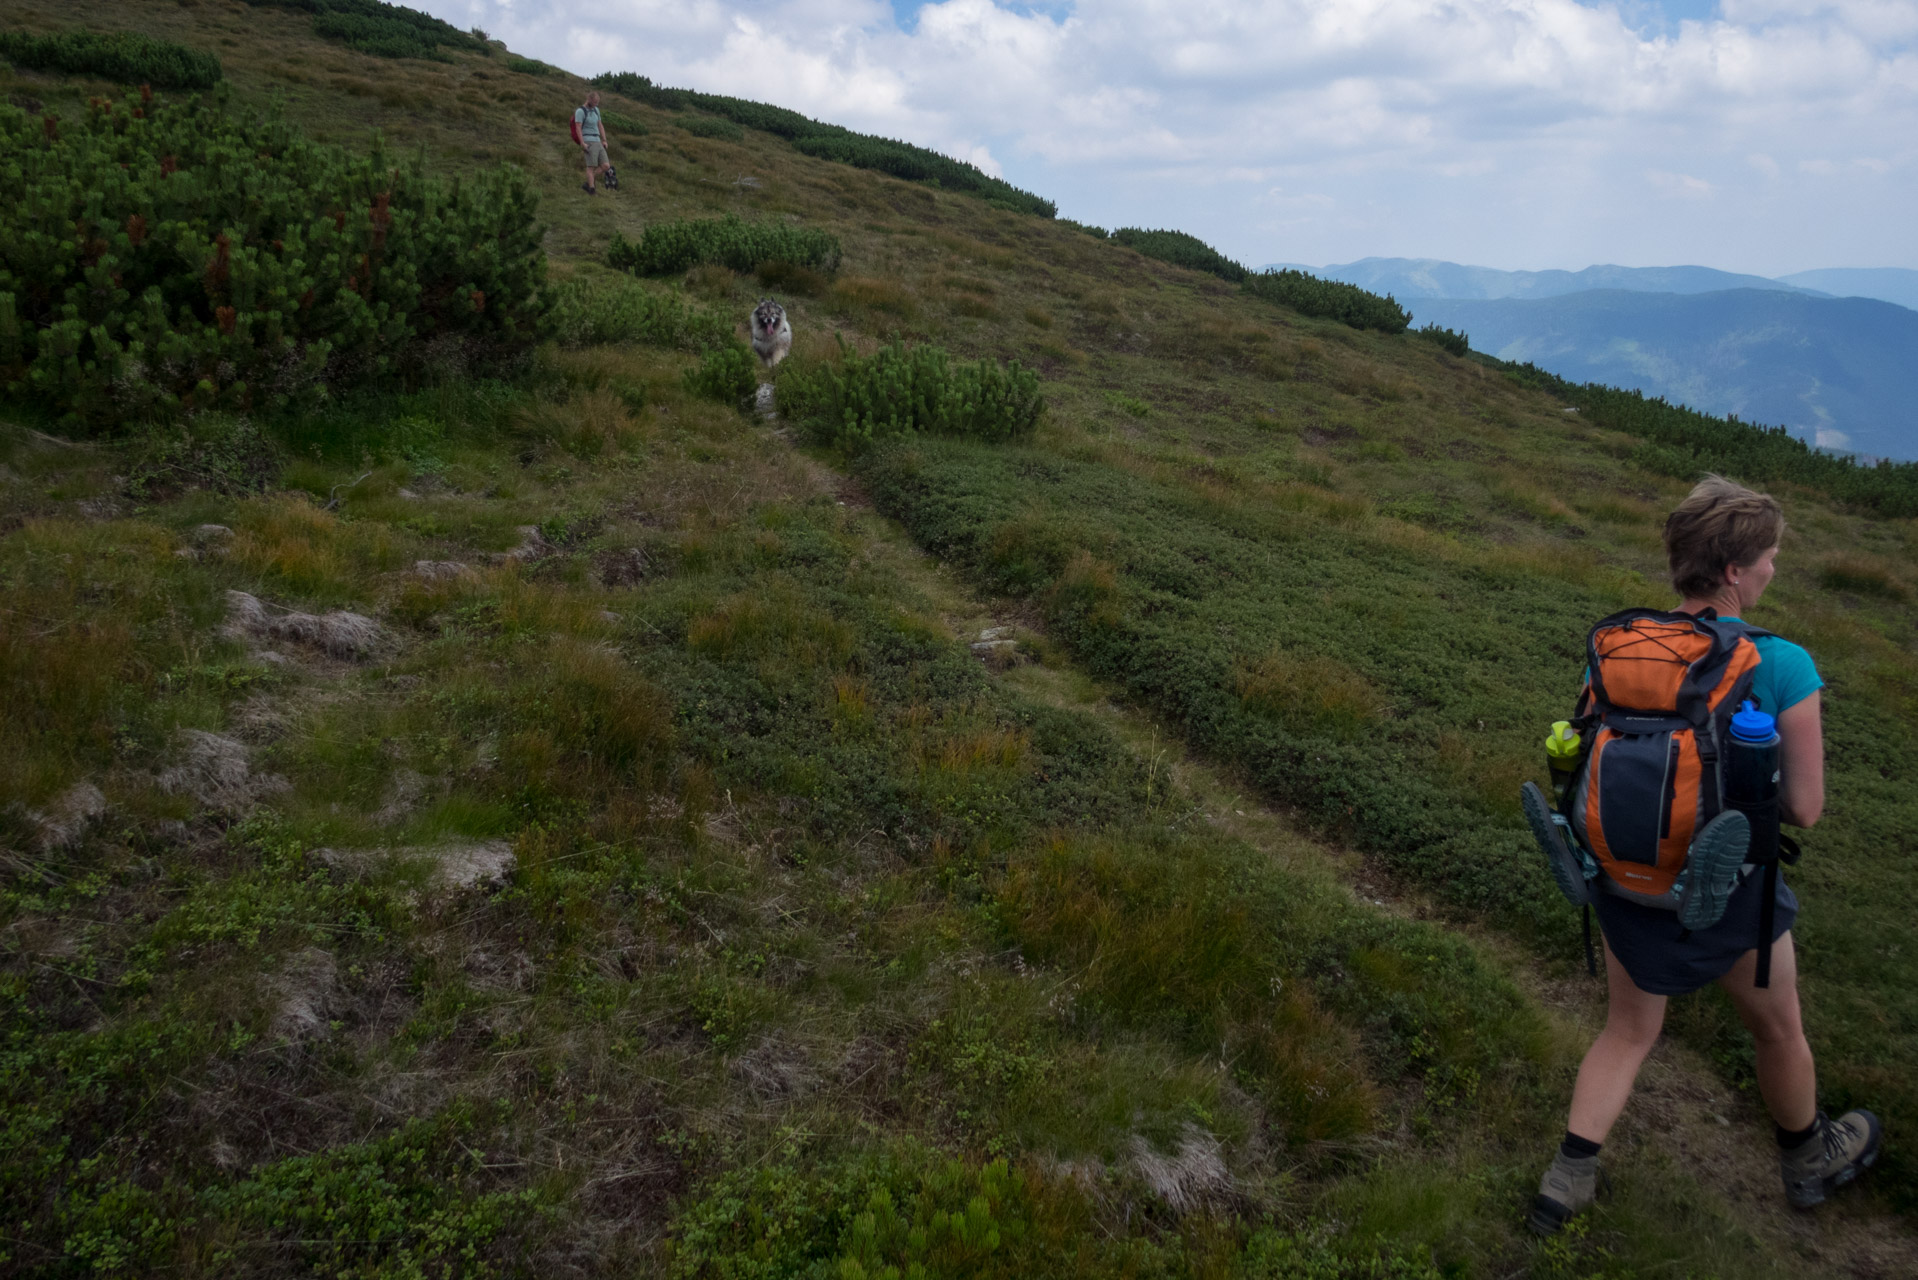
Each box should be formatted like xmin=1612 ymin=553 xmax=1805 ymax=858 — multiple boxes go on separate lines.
xmin=1262 ymin=258 xmax=1832 ymax=301
xmin=1255 ymin=258 xmax=1918 ymax=460
xmin=1775 ymin=268 xmax=1918 ymax=312
xmin=1400 ymin=289 xmax=1918 ymax=461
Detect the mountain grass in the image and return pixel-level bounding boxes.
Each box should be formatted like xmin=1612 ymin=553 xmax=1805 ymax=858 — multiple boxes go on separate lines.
xmin=3 ymin=2 xmax=1915 ymax=1275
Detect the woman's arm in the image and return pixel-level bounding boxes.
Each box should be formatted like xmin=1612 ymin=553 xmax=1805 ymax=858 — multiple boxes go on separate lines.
xmin=1777 ymin=691 xmax=1824 ymax=828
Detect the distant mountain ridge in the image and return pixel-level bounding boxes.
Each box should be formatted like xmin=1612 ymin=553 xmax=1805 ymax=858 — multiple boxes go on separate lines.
xmin=1403 ymin=289 xmax=1918 ymax=461
xmin=1261 ymin=258 xmax=1834 ymax=302
xmin=1257 ymin=257 xmax=1918 ymax=461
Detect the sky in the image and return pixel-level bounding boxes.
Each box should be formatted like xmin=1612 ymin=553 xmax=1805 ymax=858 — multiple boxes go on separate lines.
xmin=418 ymin=0 xmax=1918 ymax=276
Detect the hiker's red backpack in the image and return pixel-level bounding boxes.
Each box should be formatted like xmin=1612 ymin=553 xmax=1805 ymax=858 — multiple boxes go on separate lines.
xmin=1566 ymin=608 xmax=1765 ymax=905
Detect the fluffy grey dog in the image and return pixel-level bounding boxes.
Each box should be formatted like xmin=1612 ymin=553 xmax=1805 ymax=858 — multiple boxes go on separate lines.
xmin=749 ymin=298 xmax=792 ymax=369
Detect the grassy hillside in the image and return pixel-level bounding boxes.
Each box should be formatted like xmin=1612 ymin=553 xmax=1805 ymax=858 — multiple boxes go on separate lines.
xmin=4 ymin=3 xmax=1917 ymax=1278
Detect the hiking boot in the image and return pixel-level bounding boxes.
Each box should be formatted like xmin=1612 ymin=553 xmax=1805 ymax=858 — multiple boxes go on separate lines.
xmin=581 ymin=182 xmax=596 ymax=195
xmin=1781 ymin=1110 xmax=1882 ymax=1209
xmin=1522 ymin=781 xmax=1591 ymax=907
xmin=1528 ymin=1148 xmax=1603 ymax=1236
xmin=1676 ymin=808 xmax=1751 ymax=931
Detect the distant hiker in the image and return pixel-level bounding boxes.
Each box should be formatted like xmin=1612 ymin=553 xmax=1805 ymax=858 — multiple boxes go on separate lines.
xmin=1523 ymin=475 xmax=1879 ymax=1235
xmin=573 ymin=91 xmax=613 ymax=195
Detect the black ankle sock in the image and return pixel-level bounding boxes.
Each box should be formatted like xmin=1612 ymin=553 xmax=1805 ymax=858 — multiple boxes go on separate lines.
xmin=1775 ymin=1117 xmax=1821 ymax=1149
xmin=1560 ymin=1131 xmax=1603 ymax=1160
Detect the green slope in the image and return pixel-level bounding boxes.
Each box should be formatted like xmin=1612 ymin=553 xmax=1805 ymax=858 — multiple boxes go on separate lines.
xmin=4 ymin=3 xmax=1916 ymax=1277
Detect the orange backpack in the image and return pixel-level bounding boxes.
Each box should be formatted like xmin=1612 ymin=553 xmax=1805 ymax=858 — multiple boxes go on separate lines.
xmin=1566 ymin=608 xmax=1764 ymax=905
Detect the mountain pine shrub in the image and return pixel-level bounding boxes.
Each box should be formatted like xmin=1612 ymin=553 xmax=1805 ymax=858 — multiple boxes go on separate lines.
xmin=682 ymin=342 xmax=758 ymax=405
xmin=543 ymin=273 xmax=732 ymax=351
xmin=0 ymin=29 xmax=223 ymax=89
xmin=1243 ymin=269 xmax=1411 ymax=333
xmin=607 ymin=215 xmax=841 ymax=277
xmin=1110 ymin=228 xmax=1248 ymax=283
xmin=0 ymin=86 xmax=545 ymax=431
xmin=777 ymin=341 xmax=1043 ymax=452
xmin=240 ymin=0 xmax=484 ymax=62
xmin=1413 ymin=322 xmax=1469 ymax=356
xmin=591 ymin=71 xmax=1057 ymax=217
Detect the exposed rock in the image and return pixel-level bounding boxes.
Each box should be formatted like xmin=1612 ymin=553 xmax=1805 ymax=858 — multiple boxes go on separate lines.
xmin=412 ymin=559 xmax=473 ymax=581
xmin=29 ymin=782 xmax=107 ymax=851
xmin=195 ymin=524 xmax=233 ymax=541
xmin=225 ymin=590 xmax=387 ymax=660
xmin=754 ymin=382 xmax=777 ymax=417
xmin=158 ymin=729 xmax=289 ymax=810
xmin=436 ymin=840 xmax=516 ymax=888
xmin=495 ymin=526 xmax=548 ymax=564
xmin=1131 ymin=1126 xmax=1232 ymax=1215
xmin=269 ymin=947 xmax=338 ymax=1043
xmin=317 ymin=840 xmax=516 ymax=890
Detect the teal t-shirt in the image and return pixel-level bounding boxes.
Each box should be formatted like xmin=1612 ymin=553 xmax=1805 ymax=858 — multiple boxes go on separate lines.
xmin=1723 ymin=616 xmax=1824 ymax=715
xmin=574 ymin=106 xmax=602 ymax=144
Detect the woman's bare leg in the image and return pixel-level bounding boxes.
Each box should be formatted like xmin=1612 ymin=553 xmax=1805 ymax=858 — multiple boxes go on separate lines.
xmin=1716 ymin=932 xmax=1817 ymax=1132
xmin=1567 ymin=940 xmax=1669 ymax=1141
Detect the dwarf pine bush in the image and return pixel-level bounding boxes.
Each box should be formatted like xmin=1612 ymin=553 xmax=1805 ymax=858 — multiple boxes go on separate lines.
xmin=240 ymin=0 xmax=484 ymax=61
xmin=1243 ymin=269 xmax=1412 ymax=333
xmin=591 ymin=71 xmax=1058 ymax=217
xmin=777 ymin=342 xmax=1043 ymax=451
xmin=682 ymin=342 xmax=758 ymax=404
xmin=1111 ymin=228 xmax=1248 ymax=282
xmin=543 ymin=273 xmax=733 ymax=351
xmin=0 ymin=29 xmax=223 ymax=89
xmin=1413 ymin=322 xmax=1470 ymax=356
xmin=608 ymin=215 xmax=842 ymax=278
xmin=0 ymin=86 xmax=545 ymax=431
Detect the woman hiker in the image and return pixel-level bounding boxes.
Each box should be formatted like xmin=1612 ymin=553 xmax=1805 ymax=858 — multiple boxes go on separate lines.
xmin=1531 ymin=474 xmax=1882 ymax=1234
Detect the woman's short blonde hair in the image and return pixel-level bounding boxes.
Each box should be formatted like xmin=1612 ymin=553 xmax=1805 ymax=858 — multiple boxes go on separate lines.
xmin=1662 ymin=475 xmax=1784 ymax=600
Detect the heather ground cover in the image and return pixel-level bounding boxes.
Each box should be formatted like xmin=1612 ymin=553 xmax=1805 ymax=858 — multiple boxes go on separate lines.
xmin=4 ymin=2 xmax=1916 ymax=1275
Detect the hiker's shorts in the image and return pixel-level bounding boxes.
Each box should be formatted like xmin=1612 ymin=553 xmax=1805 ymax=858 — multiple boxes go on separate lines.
xmin=582 ymin=141 xmax=609 ymax=167
xmin=1595 ymin=868 xmax=1798 ymax=995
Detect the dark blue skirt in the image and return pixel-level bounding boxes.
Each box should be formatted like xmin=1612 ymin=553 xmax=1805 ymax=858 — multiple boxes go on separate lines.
xmin=1593 ymin=868 xmax=1798 ymax=996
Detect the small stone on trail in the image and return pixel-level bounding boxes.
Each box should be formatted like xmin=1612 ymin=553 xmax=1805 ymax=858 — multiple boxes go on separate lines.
xmin=978 ymin=626 xmax=1014 ymax=642
xmin=754 ymin=383 xmax=777 ymax=417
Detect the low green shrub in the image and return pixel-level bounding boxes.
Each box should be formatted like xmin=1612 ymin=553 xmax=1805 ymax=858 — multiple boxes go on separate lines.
xmin=682 ymin=342 xmax=758 ymax=404
xmin=1244 ymin=269 xmax=1411 ymax=333
xmin=677 ymin=115 xmax=743 ymax=142
xmin=0 ymin=85 xmax=545 ymax=431
xmin=544 ymin=273 xmax=733 ymax=351
xmin=777 ymin=342 xmax=1043 ymax=452
xmin=1110 ymin=228 xmax=1248 ymax=283
xmin=242 ymin=0 xmax=482 ymax=61
xmin=608 ymin=215 xmax=841 ymax=277
xmin=1413 ymin=322 xmax=1469 ymax=357
xmin=504 ymin=54 xmax=550 ymax=75
xmin=598 ymin=109 xmax=649 ymax=136
xmin=0 ymin=29 xmax=222 ymax=89
xmin=591 ymin=71 xmax=1057 ymax=217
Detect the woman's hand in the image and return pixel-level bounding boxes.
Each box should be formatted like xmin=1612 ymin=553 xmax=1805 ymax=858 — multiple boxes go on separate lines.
xmin=1777 ymin=692 xmax=1825 ymax=828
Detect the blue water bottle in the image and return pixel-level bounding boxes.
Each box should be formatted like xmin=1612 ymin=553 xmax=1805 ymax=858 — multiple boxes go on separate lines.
xmin=1725 ymin=700 xmax=1782 ymax=986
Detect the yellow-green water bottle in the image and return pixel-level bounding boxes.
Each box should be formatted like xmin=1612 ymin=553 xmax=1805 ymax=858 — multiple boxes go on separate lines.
xmin=1545 ymin=720 xmax=1582 ymax=804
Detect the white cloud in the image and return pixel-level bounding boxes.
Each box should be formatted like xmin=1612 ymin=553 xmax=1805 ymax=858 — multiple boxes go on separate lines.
xmin=428 ymin=0 xmax=1918 ymax=273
